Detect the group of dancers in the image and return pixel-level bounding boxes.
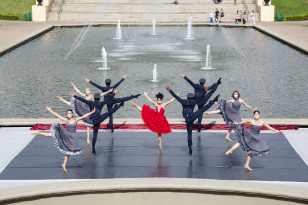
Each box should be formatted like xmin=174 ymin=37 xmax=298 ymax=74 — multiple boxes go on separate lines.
xmin=32 ymin=74 xmax=283 ymax=172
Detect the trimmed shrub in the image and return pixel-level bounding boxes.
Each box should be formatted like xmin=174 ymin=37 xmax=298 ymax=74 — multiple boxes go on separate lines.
xmin=285 ymin=14 xmax=308 ymax=21
xmin=0 ymin=14 xmax=19 ymax=20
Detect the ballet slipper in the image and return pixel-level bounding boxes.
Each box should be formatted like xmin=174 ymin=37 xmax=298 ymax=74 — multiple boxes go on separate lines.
xmin=62 ymin=164 xmax=67 ymax=172
xmin=244 ymin=165 xmax=253 ymax=171
xmin=225 ymin=150 xmax=233 ymax=155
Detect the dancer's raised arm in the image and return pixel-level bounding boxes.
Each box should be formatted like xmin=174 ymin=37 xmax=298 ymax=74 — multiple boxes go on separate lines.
xmin=240 ymin=99 xmax=258 ymax=111
xmin=113 ymin=74 xmax=127 ymax=88
xmin=180 ymin=74 xmax=198 ymax=89
xmin=144 ymin=92 xmax=157 ymax=106
xmin=101 ymin=88 xmax=114 ymax=96
xmin=57 ymin=96 xmax=71 ymax=106
xmin=233 ymin=120 xmax=251 ymax=125
xmin=85 ymin=78 xmax=106 ymax=91
xmin=76 ymin=108 xmax=96 ymax=122
xmin=262 ymin=121 xmax=283 ymax=134
xmin=166 ymin=86 xmax=186 ymax=104
xmin=70 ymin=82 xmax=85 ymax=97
xmin=46 ymin=106 xmax=67 ymax=122
xmin=163 ymin=95 xmax=178 ymax=107
xmin=69 ymin=92 xmax=92 ymax=106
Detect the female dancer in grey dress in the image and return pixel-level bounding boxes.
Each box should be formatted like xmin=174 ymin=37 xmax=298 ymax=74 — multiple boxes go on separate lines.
xmin=226 ymin=111 xmax=283 ymax=171
xmin=32 ymin=106 xmax=95 ymax=172
xmin=205 ymin=91 xmax=257 ymax=141
xmin=57 ymin=82 xmax=112 ymax=144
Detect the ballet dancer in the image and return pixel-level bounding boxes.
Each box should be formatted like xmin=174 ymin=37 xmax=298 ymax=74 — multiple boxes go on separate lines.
xmin=85 ymin=74 xmax=127 ymax=132
xmin=32 ymin=106 xmax=96 ymax=172
xmin=70 ymin=89 xmax=140 ymax=153
xmin=130 ymin=92 xmax=176 ymax=151
xmin=205 ymin=91 xmax=257 ymax=141
xmin=180 ymin=74 xmax=222 ymax=132
xmin=166 ymin=86 xmax=220 ymax=155
xmin=226 ymin=110 xmax=283 ymax=171
xmin=57 ymin=81 xmax=95 ymax=144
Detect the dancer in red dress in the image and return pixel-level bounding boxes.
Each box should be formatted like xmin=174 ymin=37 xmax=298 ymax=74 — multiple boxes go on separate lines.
xmin=130 ymin=92 xmax=177 ymax=150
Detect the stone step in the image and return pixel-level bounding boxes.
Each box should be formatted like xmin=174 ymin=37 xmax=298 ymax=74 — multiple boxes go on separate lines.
xmin=54 ymin=0 xmax=255 ymax=4
xmin=50 ymin=3 xmax=257 ymax=13
xmin=48 ymin=12 xmax=251 ymax=22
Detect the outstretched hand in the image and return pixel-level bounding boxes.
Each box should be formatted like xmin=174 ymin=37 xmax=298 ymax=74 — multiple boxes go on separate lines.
xmin=123 ymin=74 xmax=127 ymax=79
xmin=92 ymin=107 xmax=96 ymax=112
xmin=57 ymin=96 xmax=63 ymax=101
xmin=233 ymin=121 xmax=238 ymax=125
xmin=114 ymin=88 xmax=120 ymax=94
xmin=253 ymin=107 xmax=258 ymax=111
xmin=144 ymin=92 xmax=148 ymax=96
xmin=70 ymin=81 xmax=75 ymax=87
xmin=165 ymin=86 xmax=171 ymax=91
xmin=46 ymin=106 xmax=52 ymax=111
xmin=69 ymin=92 xmax=75 ymax=97
xmin=85 ymin=78 xmax=90 ymax=83
xmin=108 ymin=88 xmax=113 ymax=93
xmin=180 ymin=74 xmax=185 ymax=78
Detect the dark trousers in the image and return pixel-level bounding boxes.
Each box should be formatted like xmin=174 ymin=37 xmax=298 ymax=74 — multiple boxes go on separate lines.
xmin=92 ymin=104 xmax=121 ymax=148
xmin=185 ymin=100 xmax=215 ymax=147
xmin=197 ymin=82 xmax=219 ymax=129
xmin=107 ymin=95 xmax=135 ymax=128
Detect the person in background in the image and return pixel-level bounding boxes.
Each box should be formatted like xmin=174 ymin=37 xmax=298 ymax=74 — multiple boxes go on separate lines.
xmin=215 ymin=8 xmax=219 ymax=23
xmin=250 ymin=10 xmax=256 ymax=25
xmin=220 ymin=8 xmax=224 ymax=23
xmin=209 ymin=12 xmax=214 ymax=23
xmin=242 ymin=11 xmax=247 ymax=24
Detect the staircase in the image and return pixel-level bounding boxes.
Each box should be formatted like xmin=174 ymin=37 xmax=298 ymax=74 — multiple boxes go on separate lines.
xmin=47 ymin=0 xmax=258 ymax=23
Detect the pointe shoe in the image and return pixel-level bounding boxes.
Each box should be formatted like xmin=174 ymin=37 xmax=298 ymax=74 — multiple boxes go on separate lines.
xmin=217 ymin=77 xmax=222 ymax=84
xmin=225 ymin=136 xmax=232 ymax=142
xmin=62 ymin=164 xmax=67 ymax=172
xmin=244 ymin=165 xmax=253 ymax=171
xmin=159 ymin=143 xmax=163 ymax=151
xmin=213 ymin=94 xmax=220 ymax=103
xmin=225 ymin=150 xmax=233 ymax=155
xmin=134 ymin=94 xmax=141 ymax=98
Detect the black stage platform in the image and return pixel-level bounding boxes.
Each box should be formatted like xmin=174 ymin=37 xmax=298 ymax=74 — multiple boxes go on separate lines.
xmin=1 ymin=131 xmax=308 ymax=181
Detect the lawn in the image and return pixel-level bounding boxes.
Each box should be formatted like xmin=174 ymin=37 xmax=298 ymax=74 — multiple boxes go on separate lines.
xmin=0 ymin=0 xmax=35 ymax=20
xmin=271 ymin=0 xmax=308 ymax=17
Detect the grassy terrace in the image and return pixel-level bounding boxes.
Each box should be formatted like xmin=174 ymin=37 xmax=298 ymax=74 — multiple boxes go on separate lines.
xmin=271 ymin=0 xmax=308 ymax=17
xmin=0 ymin=0 xmax=34 ymax=20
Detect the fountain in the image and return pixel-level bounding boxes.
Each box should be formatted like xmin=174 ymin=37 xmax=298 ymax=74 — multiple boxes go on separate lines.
xmin=151 ymin=16 xmax=157 ymax=36
xmin=98 ymin=47 xmax=109 ymax=70
xmin=152 ymin=64 xmax=158 ymax=82
xmin=114 ymin=20 xmax=122 ymax=40
xmin=202 ymin=44 xmax=212 ymax=69
xmin=185 ymin=16 xmax=193 ymax=40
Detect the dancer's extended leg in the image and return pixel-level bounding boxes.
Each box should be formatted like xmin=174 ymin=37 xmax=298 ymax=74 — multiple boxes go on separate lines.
xmin=32 ymin=132 xmax=52 ymax=137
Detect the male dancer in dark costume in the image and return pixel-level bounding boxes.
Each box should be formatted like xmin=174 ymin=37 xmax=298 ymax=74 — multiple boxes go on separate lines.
xmin=85 ymin=74 xmax=127 ymax=132
xmin=166 ymin=84 xmax=220 ymax=155
xmin=180 ymin=75 xmax=222 ymax=132
xmin=69 ymin=89 xmax=140 ymax=153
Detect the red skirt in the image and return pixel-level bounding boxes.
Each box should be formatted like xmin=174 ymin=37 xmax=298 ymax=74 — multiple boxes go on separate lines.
xmin=141 ymin=105 xmax=172 ymax=134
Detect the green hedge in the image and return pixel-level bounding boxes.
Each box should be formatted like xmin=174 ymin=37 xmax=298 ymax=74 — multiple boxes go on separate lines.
xmin=285 ymin=14 xmax=308 ymax=21
xmin=0 ymin=14 xmax=19 ymax=20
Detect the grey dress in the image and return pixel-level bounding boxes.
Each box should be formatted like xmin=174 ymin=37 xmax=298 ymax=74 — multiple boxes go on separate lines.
xmin=71 ymin=96 xmax=93 ymax=127
xmin=235 ymin=124 xmax=270 ymax=156
xmin=50 ymin=119 xmax=82 ymax=155
xmin=217 ymin=99 xmax=242 ymax=127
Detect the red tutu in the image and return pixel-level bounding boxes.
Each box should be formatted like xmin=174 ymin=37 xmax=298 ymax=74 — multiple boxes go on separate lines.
xmin=141 ymin=105 xmax=172 ymax=134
